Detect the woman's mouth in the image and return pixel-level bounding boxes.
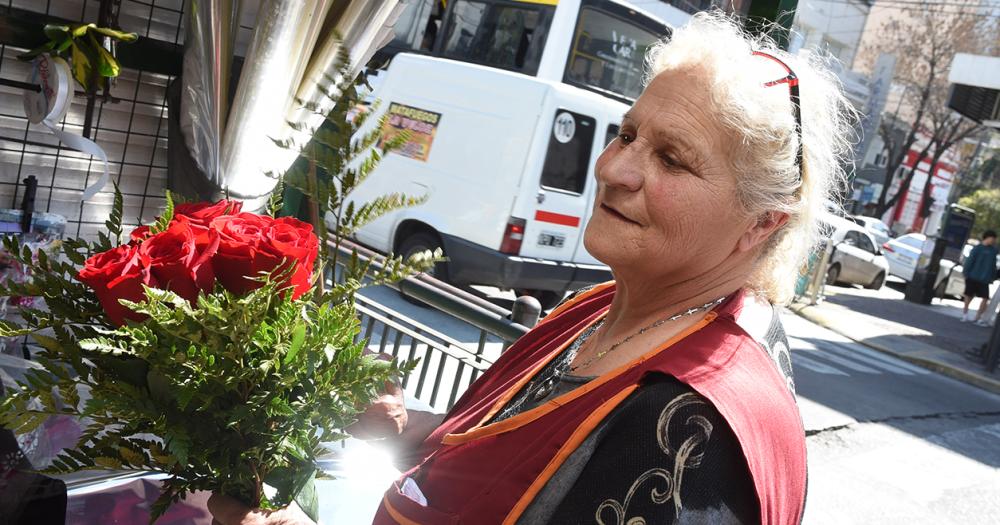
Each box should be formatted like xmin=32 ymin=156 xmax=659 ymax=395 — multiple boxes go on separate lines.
xmin=600 ymin=203 xmax=641 ymax=226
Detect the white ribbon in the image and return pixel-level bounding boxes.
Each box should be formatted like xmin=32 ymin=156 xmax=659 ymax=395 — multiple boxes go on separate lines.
xmin=23 ymin=55 xmax=110 ymax=201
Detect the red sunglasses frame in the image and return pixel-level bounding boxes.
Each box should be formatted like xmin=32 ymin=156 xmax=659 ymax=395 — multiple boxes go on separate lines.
xmin=752 ymin=51 xmax=804 ymax=185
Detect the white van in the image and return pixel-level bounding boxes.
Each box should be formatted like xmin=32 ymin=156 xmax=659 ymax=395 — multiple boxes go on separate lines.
xmin=344 ymin=0 xmax=670 ymax=306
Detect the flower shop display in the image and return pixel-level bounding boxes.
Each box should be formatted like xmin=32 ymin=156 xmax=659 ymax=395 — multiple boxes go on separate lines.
xmin=0 ymin=54 xmax=434 ymax=522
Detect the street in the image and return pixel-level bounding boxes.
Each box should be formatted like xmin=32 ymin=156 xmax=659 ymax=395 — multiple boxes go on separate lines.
xmin=784 ymin=312 xmax=1000 ymax=524
xmin=357 ymin=284 xmax=1000 ymax=524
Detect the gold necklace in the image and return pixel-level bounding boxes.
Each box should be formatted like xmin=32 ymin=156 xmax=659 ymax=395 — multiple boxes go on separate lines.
xmin=569 ymin=295 xmax=728 ymax=373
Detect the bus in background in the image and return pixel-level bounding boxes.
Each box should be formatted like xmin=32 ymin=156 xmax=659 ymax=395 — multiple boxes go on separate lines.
xmin=345 ymin=0 xmax=670 ymax=308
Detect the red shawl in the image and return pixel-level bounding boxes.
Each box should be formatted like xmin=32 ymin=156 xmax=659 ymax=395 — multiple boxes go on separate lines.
xmin=374 ymin=283 xmax=806 ymax=524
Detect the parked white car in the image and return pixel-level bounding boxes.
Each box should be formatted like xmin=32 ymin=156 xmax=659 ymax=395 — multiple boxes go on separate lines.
xmin=821 ymin=216 xmax=891 ymax=289
xmin=882 ymin=233 xmax=924 ymax=281
xmin=853 ymin=215 xmax=893 ymax=247
xmin=881 ymin=233 xmax=966 ymax=298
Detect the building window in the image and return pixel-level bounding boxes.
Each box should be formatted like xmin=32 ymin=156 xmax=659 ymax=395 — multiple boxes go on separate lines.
xmin=873 ymin=149 xmax=889 ymax=167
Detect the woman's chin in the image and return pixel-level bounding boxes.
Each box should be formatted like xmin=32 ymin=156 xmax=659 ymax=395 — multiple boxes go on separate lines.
xmin=583 ymin=229 xmax=626 ymax=268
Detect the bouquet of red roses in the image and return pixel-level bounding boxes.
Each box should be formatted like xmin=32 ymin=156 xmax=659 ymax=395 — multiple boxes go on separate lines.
xmin=78 ymin=200 xmax=318 ymax=326
xmin=0 ymin=191 xmax=421 ymax=522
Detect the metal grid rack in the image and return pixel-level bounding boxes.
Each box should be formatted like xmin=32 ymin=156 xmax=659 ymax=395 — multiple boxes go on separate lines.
xmin=0 ymin=0 xmax=189 ymax=239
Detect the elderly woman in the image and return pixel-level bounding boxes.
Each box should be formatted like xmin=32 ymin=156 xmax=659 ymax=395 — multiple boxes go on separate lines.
xmin=210 ymin=12 xmax=855 ymax=525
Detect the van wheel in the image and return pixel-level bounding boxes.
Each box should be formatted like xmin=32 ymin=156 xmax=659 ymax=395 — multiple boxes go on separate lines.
xmin=398 ymin=233 xmax=448 ymax=307
xmin=515 ymin=289 xmax=565 ymax=311
xmin=825 ymin=263 xmax=841 ymax=286
xmin=399 ymin=232 xmax=448 ymax=282
xmin=867 ymin=271 xmax=885 ymax=290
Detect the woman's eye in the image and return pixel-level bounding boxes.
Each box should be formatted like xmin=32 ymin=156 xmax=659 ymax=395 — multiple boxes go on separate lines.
xmin=660 ymin=154 xmax=679 ymax=167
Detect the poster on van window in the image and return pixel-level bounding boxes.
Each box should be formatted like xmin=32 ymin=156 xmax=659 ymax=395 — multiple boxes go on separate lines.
xmin=379 ymin=102 xmax=442 ymax=162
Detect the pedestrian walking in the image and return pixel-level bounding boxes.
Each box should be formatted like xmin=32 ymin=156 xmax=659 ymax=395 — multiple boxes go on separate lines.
xmin=961 ymin=230 xmax=998 ymax=326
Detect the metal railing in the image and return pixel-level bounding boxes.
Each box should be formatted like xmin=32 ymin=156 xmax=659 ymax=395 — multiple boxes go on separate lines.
xmin=329 ymin=239 xmax=541 ymax=412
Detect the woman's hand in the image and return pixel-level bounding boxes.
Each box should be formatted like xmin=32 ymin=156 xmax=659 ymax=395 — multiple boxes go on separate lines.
xmin=207 ymin=494 xmax=315 ymax=525
xmin=346 ymin=380 xmax=409 ymax=440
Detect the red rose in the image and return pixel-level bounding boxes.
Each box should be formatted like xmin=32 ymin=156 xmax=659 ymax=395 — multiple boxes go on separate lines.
xmin=210 ymin=213 xmax=280 ymax=296
xmin=77 ymin=244 xmax=151 ymax=326
xmin=173 ymin=200 xmax=242 ymax=228
xmin=138 ymin=221 xmax=219 ymax=302
xmin=210 ymin=214 xmax=318 ymax=299
xmin=263 ymin=217 xmax=319 ymax=299
xmin=129 ymin=225 xmax=151 ymax=244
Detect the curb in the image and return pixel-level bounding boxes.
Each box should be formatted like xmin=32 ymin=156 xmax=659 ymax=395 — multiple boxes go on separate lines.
xmin=789 ymin=303 xmax=1000 ymax=396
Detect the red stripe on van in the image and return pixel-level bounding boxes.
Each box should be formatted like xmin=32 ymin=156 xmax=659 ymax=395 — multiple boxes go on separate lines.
xmin=534 ymin=210 xmax=580 ymax=227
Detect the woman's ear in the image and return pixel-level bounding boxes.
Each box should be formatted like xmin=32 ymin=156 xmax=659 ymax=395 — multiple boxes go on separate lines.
xmin=737 ymin=211 xmax=790 ymax=253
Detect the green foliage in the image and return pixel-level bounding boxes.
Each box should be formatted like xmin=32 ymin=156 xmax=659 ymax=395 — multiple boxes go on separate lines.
xmin=271 ymin=40 xmax=441 ymax=293
xmin=19 ymin=23 xmax=138 ymax=90
xmin=959 ymin=188 xmax=1000 ymax=239
xmin=149 ymin=191 xmax=175 ymax=235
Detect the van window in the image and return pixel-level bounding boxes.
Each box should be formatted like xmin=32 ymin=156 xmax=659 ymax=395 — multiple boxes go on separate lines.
xmin=605 ymin=124 xmax=619 ymax=147
xmin=439 ymin=0 xmax=549 ymax=74
xmin=540 ymin=110 xmax=596 ymax=194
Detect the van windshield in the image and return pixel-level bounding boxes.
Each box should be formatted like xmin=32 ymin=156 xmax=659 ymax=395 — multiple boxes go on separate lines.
xmin=565 ymin=4 xmax=664 ymax=101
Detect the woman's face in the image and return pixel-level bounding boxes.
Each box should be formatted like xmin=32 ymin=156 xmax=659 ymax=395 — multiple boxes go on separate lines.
xmin=584 ymin=66 xmax=757 ymax=282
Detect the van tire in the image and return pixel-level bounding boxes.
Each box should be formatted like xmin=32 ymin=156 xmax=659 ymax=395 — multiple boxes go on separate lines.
xmin=398 ymin=232 xmax=448 ymax=306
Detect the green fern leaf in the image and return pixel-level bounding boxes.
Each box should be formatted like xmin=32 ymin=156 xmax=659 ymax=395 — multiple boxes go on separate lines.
xmin=105 ymin=183 xmax=124 ymax=241
xmin=150 ymin=191 xmax=175 ymax=234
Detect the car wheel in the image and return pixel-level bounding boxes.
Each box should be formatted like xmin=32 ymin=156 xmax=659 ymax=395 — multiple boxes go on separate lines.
xmin=398 ymin=232 xmax=448 ymax=306
xmin=867 ymin=271 xmax=885 ymax=290
xmin=825 ymin=263 xmax=841 ymax=286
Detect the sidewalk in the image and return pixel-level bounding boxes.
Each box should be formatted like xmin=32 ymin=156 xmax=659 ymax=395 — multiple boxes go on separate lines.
xmin=790 ymin=283 xmax=1000 ymax=395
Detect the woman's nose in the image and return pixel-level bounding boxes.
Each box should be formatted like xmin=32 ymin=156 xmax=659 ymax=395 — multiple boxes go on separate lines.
xmin=596 ymin=141 xmax=644 ymax=192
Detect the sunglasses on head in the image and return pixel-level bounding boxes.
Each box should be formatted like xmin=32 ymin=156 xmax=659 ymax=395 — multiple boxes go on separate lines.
xmin=752 ymin=51 xmax=803 ymax=187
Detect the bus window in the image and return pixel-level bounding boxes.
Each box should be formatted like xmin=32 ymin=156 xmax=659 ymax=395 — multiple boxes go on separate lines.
xmin=385 ymin=0 xmax=444 ymax=54
xmin=540 ymin=110 xmax=596 ymax=195
xmin=565 ymin=2 xmax=666 ymax=101
xmin=439 ymin=0 xmax=550 ymax=74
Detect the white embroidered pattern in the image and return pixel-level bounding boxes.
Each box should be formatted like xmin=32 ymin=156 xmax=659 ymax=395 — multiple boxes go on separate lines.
xmin=595 ymin=393 xmax=714 ymax=525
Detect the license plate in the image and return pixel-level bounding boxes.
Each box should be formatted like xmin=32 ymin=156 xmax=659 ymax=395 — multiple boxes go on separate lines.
xmin=537 ymin=231 xmax=565 ymax=248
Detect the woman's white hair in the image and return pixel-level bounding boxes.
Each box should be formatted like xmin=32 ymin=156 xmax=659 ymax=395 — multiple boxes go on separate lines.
xmin=644 ymin=11 xmax=857 ymax=304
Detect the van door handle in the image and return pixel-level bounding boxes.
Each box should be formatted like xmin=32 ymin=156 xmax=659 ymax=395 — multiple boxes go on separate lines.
xmin=536 ymin=189 xmax=546 ymax=204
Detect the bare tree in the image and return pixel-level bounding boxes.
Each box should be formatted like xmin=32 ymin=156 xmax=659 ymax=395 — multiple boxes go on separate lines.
xmin=913 ymin=82 xmax=983 ymax=219
xmin=867 ymin=10 xmax=985 ymax=218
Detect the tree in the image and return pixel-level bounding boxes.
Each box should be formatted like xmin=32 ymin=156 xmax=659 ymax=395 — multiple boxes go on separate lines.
xmin=959 ymin=187 xmax=1000 ymax=239
xmin=865 ymin=10 xmax=986 ymax=218
xmin=957 ymin=149 xmax=1000 ymax=199
xmin=912 ymin=81 xmax=983 ymax=220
